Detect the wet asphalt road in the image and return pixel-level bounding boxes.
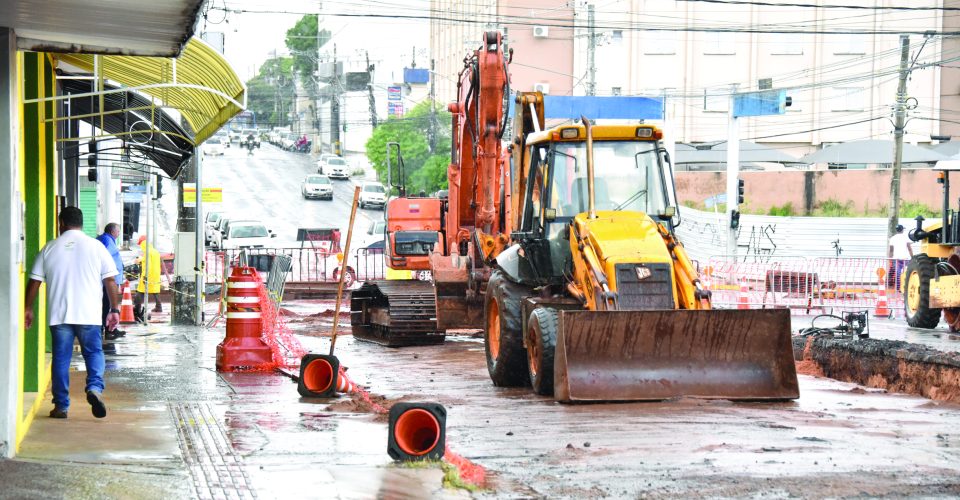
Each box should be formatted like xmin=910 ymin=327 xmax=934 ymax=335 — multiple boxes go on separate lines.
xmin=203 ymin=144 xmax=383 ymax=249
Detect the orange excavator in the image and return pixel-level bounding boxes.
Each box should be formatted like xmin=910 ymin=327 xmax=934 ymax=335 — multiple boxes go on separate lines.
xmin=350 ymin=31 xmax=512 ymax=346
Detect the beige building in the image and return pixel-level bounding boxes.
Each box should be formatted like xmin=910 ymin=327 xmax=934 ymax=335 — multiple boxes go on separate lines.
xmin=432 ymin=0 xmax=949 ymax=153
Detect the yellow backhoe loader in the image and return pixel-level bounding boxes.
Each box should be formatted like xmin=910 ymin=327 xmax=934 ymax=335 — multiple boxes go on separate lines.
xmin=484 ymin=92 xmax=799 ymax=402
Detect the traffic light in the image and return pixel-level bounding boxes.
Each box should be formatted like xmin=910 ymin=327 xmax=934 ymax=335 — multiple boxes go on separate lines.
xmin=730 ymin=210 xmax=741 ymax=230
xmin=737 ymin=178 xmax=745 ymax=205
xmin=87 ymin=140 xmax=98 ymax=181
xmin=155 ymin=174 xmax=163 ymax=199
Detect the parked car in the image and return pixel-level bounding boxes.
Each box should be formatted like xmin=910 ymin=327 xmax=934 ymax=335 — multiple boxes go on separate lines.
xmin=210 ymin=217 xmax=230 ymax=249
xmin=358 ymin=182 xmax=387 ymax=209
xmin=359 ymin=219 xmax=386 ymax=249
xmin=229 ymin=130 xmax=241 ymax=143
xmin=204 ymin=212 xmax=222 ymax=245
xmin=220 ymin=220 xmax=276 ymax=250
xmin=239 ymin=129 xmax=261 ymax=148
xmin=280 ymin=133 xmax=297 ymax=151
xmin=302 ymin=174 xmax=334 ymax=200
xmin=325 ymin=157 xmax=350 ymax=179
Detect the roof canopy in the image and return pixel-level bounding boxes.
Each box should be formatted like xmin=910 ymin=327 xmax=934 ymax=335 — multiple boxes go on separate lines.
xmin=801 ymin=140 xmax=948 ymax=164
xmin=55 ymin=38 xmax=245 ymax=145
xmin=60 ymin=77 xmax=193 ymax=178
xmin=1 ymin=0 xmax=204 ymax=57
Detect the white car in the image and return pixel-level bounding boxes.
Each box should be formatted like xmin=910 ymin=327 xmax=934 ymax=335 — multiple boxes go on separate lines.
xmin=302 ymin=174 xmax=334 ymax=200
xmin=204 ymin=212 xmax=223 ymax=246
xmin=326 ymin=157 xmax=350 ymax=179
xmin=220 ymin=221 xmax=276 ymax=250
xmin=359 ymin=219 xmax=386 ymax=249
xmin=358 ymin=182 xmax=386 ymax=209
xmin=316 ymin=153 xmax=339 ymax=174
xmin=204 ymin=141 xmax=224 ymax=156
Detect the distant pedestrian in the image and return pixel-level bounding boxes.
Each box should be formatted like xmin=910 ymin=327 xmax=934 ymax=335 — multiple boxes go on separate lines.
xmin=888 ymin=224 xmax=913 ymax=289
xmin=134 ymin=235 xmax=163 ymax=323
xmin=96 ymin=223 xmax=126 ymax=340
xmin=24 ymin=207 xmax=118 ymax=419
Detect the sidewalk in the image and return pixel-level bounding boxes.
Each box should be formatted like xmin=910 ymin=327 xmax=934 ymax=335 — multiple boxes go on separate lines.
xmin=4 ymin=307 xmax=461 ymax=499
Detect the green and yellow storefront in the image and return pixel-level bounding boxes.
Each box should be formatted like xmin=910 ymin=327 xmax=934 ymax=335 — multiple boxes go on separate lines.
xmin=0 ymin=15 xmax=243 ymax=457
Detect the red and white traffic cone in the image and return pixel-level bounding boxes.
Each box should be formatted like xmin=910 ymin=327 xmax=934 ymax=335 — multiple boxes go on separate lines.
xmin=737 ymin=282 xmax=750 ymax=310
xmin=119 ymin=283 xmax=136 ymax=324
xmin=874 ymin=286 xmax=891 ymax=318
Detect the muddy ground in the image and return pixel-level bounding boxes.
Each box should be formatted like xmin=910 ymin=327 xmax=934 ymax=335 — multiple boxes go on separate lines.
xmin=283 ymin=302 xmax=960 ymax=498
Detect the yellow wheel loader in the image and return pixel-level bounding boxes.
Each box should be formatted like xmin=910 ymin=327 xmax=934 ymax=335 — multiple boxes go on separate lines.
xmin=483 ymin=92 xmax=799 ymax=402
xmin=904 ymin=166 xmax=960 ymax=331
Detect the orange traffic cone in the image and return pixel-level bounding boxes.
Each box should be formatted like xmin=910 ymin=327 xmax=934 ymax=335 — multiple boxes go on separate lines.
xmin=388 ymin=403 xmax=447 ymax=461
xmin=874 ymin=286 xmax=891 ymax=318
xmin=737 ymin=282 xmax=750 ymax=310
xmin=335 ymin=367 xmax=358 ymax=393
xmin=119 ymin=283 xmax=136 ymax=324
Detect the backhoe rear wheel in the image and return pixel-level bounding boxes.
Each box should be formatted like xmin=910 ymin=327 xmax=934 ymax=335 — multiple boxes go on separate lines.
xmin=484 ymin=270 xmax=530 ymax=387
xmin=526 ymin=307 xmax=558 ymax=396
xmin=904 ymin=254 xmax=942 ymax=329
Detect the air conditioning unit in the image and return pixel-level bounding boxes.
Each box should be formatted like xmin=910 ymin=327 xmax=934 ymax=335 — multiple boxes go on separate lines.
xmin=533 ymin=26 xmax=549 ymax=38
xmin=533 ymin=83 xmax=550 ymax=95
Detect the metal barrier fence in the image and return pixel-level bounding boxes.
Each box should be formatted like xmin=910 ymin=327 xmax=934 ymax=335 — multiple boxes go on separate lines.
xmin=204 ymin=247 xmax=387 ymax=285
xmin=701 ymin=256 xmax=905 ymax=317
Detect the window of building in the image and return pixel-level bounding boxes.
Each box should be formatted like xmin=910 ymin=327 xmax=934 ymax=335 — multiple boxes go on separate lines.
xmin=832 ymin=34 xmax=867 ymax=55
xmin=702 ymin=32 xmax=735 ymax=55
xmin=610 ymin=30 xmax=624 ymax=46
xmin=830 ymin=87 xmax=866 ymax=111
xmin=703 ymin=89 xmax=729 ymax=113
xmin=611 ymin=87 xmax=622 ymax=96
xmin=643 ymin=31 xmax=677 ymax=55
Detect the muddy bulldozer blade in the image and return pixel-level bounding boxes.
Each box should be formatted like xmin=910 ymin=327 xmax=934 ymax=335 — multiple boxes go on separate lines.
xmin=553 ymin=309 xmax=799 ymax=403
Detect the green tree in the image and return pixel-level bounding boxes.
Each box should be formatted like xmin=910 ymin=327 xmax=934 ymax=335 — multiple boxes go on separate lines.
xmin=365 ymin=100 xmax=451 ymax=194
xmin=245 ymin=57 xmax=296 ymax=128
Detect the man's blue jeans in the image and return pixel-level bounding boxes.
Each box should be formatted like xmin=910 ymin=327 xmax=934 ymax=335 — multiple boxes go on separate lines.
xmin=49 ymin=324 xmax=105 ymax=410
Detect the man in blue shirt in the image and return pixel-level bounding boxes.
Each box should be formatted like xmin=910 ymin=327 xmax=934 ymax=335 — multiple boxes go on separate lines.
xmin=96 ymin=223 xmax=126 ymax=340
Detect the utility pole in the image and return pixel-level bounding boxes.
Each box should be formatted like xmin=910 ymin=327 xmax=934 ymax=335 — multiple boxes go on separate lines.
xmin=429 ymin=58 xmax=437 ymax=153
xmin=366 ymin=51 xmax=378 ymax=130
xmin=888 ymin=34 xmax=910 ymax=252
xmin=726 ymin=83 xmax=741 ymax=259
xmin=587 ymin=3 xmax=596 ymax=96
xmin=331 ymin=43 xmax=341 ymax=155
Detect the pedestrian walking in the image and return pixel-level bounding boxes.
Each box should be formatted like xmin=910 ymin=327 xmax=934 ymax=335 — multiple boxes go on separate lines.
xmin=96 ymin=223 xmax=126 ymax=340
xmin=24 ymin=207 xmax=119 ymax=419
xmin=134 ymin=235 xmax=163 ymax=323
xmin=888 ymin=224 xmax=914 ymax=289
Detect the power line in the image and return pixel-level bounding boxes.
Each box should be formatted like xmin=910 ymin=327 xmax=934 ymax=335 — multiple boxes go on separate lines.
xmin=676 ymin=0 xmax=960 ymax=11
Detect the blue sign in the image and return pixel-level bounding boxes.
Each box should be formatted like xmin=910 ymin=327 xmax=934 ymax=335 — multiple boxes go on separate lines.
xmin=508 ymin=95 xmax=664 ymax=120
xmin=123 ymin=184 xmax=147 ymax=194
xmin=403 ymin=68 xmax=429 ymax=84
xmin=387 ymin=86 xmax=402 ymax=101
xmin=733 ymin=90 xmax=789 ymax=118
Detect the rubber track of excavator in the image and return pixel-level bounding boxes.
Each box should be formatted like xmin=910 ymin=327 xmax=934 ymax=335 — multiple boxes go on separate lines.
xmin=349 ymin=280 xmax=444 ymax=347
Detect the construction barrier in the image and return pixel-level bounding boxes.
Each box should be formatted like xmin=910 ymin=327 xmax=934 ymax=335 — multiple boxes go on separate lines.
xmin=702 ymin=256 xmax=907 ymax=317
xmin=204 ymin=247 xmax=387 ymax=286
xmin=388 ymin=402 xmax=447 ymax=461
xmin=216 ymin=267 xmax=273 ymax=371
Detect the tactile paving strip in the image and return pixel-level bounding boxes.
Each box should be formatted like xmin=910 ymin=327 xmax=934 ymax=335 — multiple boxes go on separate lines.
xmin=170 ymin=402 xmax=256 ymax=500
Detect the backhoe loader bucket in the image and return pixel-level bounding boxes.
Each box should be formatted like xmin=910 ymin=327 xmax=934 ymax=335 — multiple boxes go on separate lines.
xmin=553 ymin=309 xmax=798 ymax=402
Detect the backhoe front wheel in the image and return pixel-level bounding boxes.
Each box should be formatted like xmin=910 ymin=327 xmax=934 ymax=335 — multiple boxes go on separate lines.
xmin=526 ymin=307 xmax=558 ymax=396
xmin=484 ymin=271 xmax=530 ymax=387
xmin=904 ymin=254 xmax=941 ymax=329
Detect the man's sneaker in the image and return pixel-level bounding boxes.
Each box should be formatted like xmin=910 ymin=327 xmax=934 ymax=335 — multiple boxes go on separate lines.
xmin=49 ymin=407 xmax=68 ymax=419
xmin=86 ymin=391 xmax=107 ymax=418
xmin=105 ymin=330 xmax=125 ymax=341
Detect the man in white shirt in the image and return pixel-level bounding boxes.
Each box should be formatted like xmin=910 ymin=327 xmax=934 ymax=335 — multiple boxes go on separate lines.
xmin=24 ymin=207 xmax=120 ymax=419
xmin=888 ymin=224 xmax=914 ymax=290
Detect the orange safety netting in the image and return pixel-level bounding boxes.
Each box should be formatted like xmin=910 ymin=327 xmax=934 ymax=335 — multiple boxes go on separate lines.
xmin=258 ymin=276 xmax=308 ymax=369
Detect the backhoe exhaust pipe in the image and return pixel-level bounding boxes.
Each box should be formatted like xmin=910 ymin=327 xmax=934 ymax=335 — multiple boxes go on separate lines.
xmin=581 ymin=115 xmax=597 ymax=220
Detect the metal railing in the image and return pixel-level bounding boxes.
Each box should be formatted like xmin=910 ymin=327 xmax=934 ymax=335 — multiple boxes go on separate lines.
xmin=204 ymin=246 xmax=388 ymax=285
xmin=702 ymin=256 xmax=905 ymax=317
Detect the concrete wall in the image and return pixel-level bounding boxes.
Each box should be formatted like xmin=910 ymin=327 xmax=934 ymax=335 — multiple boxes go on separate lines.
xmin=676 ymin=169 xmax=943 ymax=214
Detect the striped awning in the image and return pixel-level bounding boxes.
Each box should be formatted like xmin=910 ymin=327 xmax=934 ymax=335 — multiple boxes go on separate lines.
xmin=55 ymin=37 xmax=245 ymax=145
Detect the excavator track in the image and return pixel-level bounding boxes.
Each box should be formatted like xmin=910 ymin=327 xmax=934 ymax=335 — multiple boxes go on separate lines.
xmin=349 ymin=280 xmax=444 ymax=347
